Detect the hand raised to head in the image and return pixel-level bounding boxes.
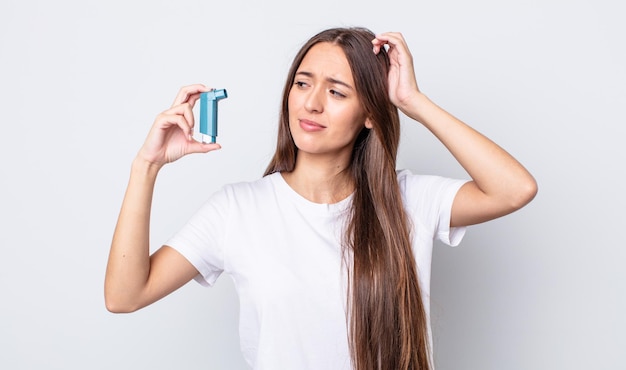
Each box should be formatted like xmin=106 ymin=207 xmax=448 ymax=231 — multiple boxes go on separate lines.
xmin=372 ymin=33 xmax=421 ymax=114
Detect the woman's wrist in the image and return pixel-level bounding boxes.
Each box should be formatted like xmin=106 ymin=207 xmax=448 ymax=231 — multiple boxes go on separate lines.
xmin=131 ymin=155 xmax=163 ymax=178
xmin=399 ymin=91 xmax=433 ymax=124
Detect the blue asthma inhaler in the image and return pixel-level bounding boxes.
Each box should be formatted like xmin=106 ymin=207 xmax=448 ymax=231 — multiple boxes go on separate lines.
xmin=199 ymin=89 xmax=228 ymax=143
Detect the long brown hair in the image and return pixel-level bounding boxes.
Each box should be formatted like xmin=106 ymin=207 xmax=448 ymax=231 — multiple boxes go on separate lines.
xmin=264 ymin=27 xmax=431 ymax=370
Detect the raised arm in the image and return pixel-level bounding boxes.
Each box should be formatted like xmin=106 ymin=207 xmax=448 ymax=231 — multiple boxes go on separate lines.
xmin=105 ymin=84 xmax=221 ymax=313
xmin=373 ymin=33 xmax=537 ymax=227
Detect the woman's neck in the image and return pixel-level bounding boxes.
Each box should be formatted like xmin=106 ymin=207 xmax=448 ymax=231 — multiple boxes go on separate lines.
xmin=281 ymin=153 xmax=354 ymax=204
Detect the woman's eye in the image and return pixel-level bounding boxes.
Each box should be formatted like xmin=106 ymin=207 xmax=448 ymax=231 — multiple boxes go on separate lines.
xmin=294 ymin=81 xmax=308 ymax=88
xmin=330 ymin=89 xmax=346 ymax=98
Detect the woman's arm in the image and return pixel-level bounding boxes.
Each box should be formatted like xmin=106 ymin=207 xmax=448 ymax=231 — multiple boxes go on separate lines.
xmin=401 ymin=93 xmax=537 ymax=226
xmin=104 ymin=84 xmax=221 ymax=313
xmin=373 ymin=33 xmax=537 ymax=227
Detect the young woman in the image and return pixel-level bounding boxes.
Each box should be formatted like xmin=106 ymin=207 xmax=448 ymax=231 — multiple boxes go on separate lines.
xmin=105 ymin=27 xmax=537 ymax=370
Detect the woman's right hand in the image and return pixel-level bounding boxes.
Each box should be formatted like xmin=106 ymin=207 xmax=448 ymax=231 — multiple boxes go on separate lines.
xmin=137 ymin=84 xmax=222 ymax=168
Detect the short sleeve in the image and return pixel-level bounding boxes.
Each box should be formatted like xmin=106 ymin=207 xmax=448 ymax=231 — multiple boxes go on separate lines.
xmin=165 ymin=187 xmax=231 ymax=286
xmin=398 ymin=170 xmax=469 ymax=247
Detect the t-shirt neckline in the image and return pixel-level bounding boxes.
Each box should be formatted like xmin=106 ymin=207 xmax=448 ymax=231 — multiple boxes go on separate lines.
xmin=269 ymin=172 xmax=353 ymax=216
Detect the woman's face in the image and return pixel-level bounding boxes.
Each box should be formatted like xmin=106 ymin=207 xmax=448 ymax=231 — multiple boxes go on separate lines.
xmin=288 ymin=42 xmax=371 ymax=161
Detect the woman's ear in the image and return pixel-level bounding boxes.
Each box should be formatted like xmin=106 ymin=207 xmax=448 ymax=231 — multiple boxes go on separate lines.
xmin=364 ymin=118 xmax=373 ymax=129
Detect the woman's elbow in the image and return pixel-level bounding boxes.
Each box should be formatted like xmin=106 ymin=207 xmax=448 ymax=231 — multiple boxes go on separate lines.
xmin=510 ymin=176 xmax=538 ymax=211
xmin=105 ymin=299 xmax=132 ymax=314
xmin=104 ymin=290 xmax=142 ymax=314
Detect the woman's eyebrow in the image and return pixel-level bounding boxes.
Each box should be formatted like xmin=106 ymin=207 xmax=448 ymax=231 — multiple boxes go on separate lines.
xmin=295 ymin=71 xmax=354 ymax=90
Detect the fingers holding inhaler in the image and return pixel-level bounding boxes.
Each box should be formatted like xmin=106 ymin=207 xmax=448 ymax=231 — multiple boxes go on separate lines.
xmin=171 ymin=84 xmax=211 ymax=108
xmin=138 ymin=85 xmax=223 ymax=167
xmin=170 ymin=84 xmax=229 ymax=144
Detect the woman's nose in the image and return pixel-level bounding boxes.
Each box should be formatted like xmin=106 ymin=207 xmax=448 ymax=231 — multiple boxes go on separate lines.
xmin=304 ymin=87 xmax=324 ymax=113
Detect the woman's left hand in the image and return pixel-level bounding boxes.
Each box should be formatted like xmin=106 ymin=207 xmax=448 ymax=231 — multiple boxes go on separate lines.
xmin=373 ymin=34 xmax=537 ymax=227
xmin=372 ymin=32 xmax=421 ymax=114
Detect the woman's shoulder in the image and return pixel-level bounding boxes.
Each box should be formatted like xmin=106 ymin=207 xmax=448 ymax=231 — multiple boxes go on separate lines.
xmin=198 ymin=174 xmax=280 ymax=215
xmin=396 ymin=168 xmax=450 ymax=189
xmin=220 ymin=172 xmax=280 ymax=197
xmin=396 ymin=169 xmax=469 ymax=203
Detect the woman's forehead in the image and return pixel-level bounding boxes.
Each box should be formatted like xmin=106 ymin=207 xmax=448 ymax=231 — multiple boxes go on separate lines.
xmin=297 ymin=43 xmax=354 ymax=83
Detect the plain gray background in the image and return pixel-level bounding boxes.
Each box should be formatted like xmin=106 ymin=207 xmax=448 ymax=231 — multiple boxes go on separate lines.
xmin=1 ymin=0 xmax=624 ymax=369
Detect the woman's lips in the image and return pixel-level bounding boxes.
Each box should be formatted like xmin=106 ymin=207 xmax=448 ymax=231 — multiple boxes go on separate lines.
xmin=299 ymin=119 xmax=326 ymax=132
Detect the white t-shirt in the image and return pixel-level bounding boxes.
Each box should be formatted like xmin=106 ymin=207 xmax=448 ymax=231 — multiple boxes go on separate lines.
xmin=166 ymin=170 xmax=467 ymax=369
